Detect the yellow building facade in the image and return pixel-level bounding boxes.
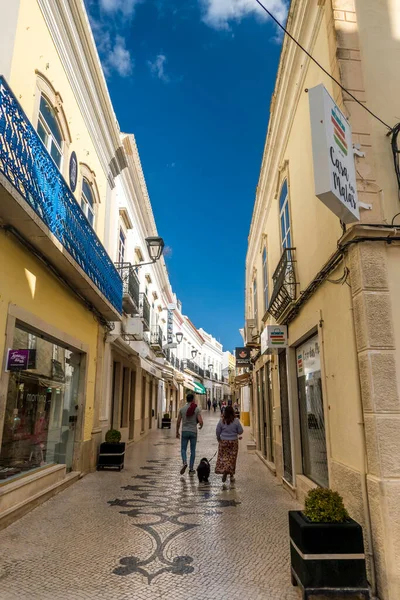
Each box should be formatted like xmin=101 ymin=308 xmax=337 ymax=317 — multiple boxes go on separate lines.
xmin=0 ymin=0 xmax=124 ymax=526
xmin=246 ymin=1 xmax=400 ymax=598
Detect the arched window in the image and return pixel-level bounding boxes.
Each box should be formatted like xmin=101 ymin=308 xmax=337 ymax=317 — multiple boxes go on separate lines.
xmin=279 ymin=180 xmax=291 ymax=249
xmin=37 ymin=96 xmax=63 ymax=169
xmin=81 ymin=178 xmax=95 ymax=227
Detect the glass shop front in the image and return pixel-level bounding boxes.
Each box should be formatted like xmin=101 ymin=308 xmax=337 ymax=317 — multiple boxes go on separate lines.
xmin=0 ymin=325 xmax=82 ymax=482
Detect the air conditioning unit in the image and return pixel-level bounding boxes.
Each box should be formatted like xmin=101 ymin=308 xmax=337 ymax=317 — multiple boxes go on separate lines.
xmin=123 ymin=317 xmax=144 ymax=341
xmin=245 ymin=319 xmax=259 ymax=345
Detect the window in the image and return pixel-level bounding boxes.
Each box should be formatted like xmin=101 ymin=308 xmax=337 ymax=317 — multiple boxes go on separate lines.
xmin=118 ymin=228 xmax=126 ymax=263
xmin=279 ymin=180 xmax=291 ymax=249
xmin=253 ymin=278 xmax=258 ymax=323
xmin=262 ymin=247 xmax=269 ymax=311
xmin=37 ymin=96 xmax=63 ymax=169
xmin=81 ymin=179 xmax=95 ymax=227
xmin=296 ymin=335 xmax=329 ymax=487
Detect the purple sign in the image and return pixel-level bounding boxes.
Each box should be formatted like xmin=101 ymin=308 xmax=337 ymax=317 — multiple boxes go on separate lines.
xmin=7 ymin=349 xmax=29 ymax=371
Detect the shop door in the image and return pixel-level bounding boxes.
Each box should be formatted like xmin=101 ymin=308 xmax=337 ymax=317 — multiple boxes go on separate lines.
xmin=265 ymin=362 xmax=275 ymax=463
xmin=259 ymin=368 xmax=267 ymax=457
xmin=256 ymin=371 xmax=262 ymax=451
xmin=129 ymin=370 xmax=136 ymax=440
xmin=279 ymin=349 xmax=293 ymax=484
xmin=148 ymin=381 xmax=153 ymax=429
xmin=296 ymin=335 xmax=329 ymax=487
xmin=141 ymin=376 xmax=146 ymax=433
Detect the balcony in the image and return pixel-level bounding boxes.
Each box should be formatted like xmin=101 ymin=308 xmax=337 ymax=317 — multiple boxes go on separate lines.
xmin=205 ymin=369 xmax=211 ymax=379
xmin=139 ymin=293 xmax=150 ymax=331
xmin=115 ymin=263 xmax=140 ymax=315
xmin=0 ymin=77 xmax=122 ymax=320
xmin=267 ymin=248 xmax=297 ymax=322
xmin=150 ymin=325 xmax=163 ymax=355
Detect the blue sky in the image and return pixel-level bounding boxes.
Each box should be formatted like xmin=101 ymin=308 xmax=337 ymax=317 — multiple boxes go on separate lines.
xmin=85 ymin=0 xmax=287 ymax=352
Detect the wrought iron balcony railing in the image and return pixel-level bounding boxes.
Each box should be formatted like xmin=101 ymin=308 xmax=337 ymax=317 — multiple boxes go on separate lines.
xmin=115 ymin=263 xmax=140 ymax=315
xmin=268 ymin=248 xmax=297 ymax=321
xmin=205 ymin=369 xmax=211 ymax=379
xmin=139 ymin=293 xmax=150 ymax=331
xmin=0 ymin=76 xmax=122 ymax=317
xmin=150 ymin=325 xmax=163 ymax=351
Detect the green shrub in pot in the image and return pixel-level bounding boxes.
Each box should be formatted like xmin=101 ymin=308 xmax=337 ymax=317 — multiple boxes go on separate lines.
xmin=105 ymin=429 xmax=122 ymax=444
xmin=304 ymin=488 xmax=350 ymax=523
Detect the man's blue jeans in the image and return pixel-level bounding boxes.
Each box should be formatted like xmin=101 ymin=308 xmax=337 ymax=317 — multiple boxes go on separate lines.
xmin=181 ymin=431 xmax=197 ymax=470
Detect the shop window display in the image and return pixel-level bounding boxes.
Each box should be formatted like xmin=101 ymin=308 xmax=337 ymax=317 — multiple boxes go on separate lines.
xmin=0 ymin=326 xmax=81 ymax=481
xmin=296 ymin=335 xmax=329 ymax=487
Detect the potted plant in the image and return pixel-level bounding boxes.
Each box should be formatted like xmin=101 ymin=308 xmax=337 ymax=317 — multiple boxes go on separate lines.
xmin=97 ymin=429 xmax=125 ymax=471
xmin=289 ymin=488 xmax=370 ymax=599
xmin=161 ymin=412 xmax=171 ymax=429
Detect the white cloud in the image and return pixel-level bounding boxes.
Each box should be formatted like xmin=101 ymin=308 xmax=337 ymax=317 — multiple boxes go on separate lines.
xmin=147 ymin=54 xmax=169 ymax=82
xmin=198 ymin=0 xmax=288 ymax=30
xmin=99 ymin=0 xmax=141 ymax=18
xmin=106 ymin=36 xmax=134 ymax=77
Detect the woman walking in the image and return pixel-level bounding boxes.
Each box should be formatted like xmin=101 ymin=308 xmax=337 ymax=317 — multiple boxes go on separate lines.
xmin=215 ymin=405 xmax=243 ymax=485
xmin=176 ymin=393 xmax=203 ymax=476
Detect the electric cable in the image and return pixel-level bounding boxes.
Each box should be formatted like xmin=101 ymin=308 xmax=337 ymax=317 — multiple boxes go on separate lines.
xmin=254 ymin=0 xmax=393 ymax=131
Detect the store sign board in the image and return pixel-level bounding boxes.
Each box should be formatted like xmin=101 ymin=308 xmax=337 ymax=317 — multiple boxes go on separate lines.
xmin=261 ymin=326 xmax=288 ymax=354
xmin=296 ymin=335 xmax=321 ymax=377
xmin=167 ymin=309 xmax=174 ymax=344
xmin=309 ymin=84 xmax=359 ymax=224
xmin=235 ymin=347 xmax=251 ymax=367
xmin=6 ymin=349 xmax=29 ymax=371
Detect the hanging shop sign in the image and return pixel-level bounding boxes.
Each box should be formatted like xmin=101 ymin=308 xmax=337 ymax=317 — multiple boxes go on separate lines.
xmin=296 ymin=335 xmax=321 ymax=377
xmin=235 ymin=347 xmax=251 ymax=367
xmin=261 ymin=325 xmax=288 ymax=354
xmin=167 ymin=309 xmax=174 ymax=345
xmin=309 ymin=84 xmax=359 ymax=224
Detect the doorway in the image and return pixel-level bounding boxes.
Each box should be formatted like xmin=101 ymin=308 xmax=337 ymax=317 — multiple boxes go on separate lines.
xmin=129 ymin=370 xmax=136 ymax=440
xmin=279 ymin=349 xmax=293 ymax=484
xmin=141 ymin=376 xmax=146 ymax=433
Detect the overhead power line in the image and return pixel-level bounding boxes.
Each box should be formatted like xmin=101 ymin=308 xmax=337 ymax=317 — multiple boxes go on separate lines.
xmin=254 ymin=0 xmax=393 ymax=131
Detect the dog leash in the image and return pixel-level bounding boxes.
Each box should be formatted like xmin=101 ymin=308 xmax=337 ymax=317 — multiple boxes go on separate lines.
xmin=208 ymin=449 xmax=218 ymax=463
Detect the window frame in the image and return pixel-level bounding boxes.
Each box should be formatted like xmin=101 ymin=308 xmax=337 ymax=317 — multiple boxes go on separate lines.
xmin=37 ymin=95 xmax=64 ymax=171
xmin=262 ymin=247 xmax=269 ymax=312
xmin=279 ymin=180 xmax=292 ymax=250
xmin=118 ymin=227 xmax=126 ymax=263
xmin=80 ymin=178 xmax=95 ymax=227
xmin=253 ymin=277 xmax=258 ymax=323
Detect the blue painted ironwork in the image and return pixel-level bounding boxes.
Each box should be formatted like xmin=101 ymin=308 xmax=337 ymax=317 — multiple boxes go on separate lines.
xmin=0 ymin=76 xmax=122 ymax=314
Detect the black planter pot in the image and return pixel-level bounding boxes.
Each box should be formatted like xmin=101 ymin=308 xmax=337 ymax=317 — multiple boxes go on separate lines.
xmin=289 ymin=510 xmax=370 ymax=599
xmin=97 ymin=442 xmax=126 ymax=471
xmin=161 ymin=417 xmax=171 ymax=429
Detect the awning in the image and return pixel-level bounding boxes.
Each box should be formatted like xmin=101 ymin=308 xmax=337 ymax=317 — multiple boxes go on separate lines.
xmin=140 ymin=357 xmax=162 ymax=379
xmin=193 ymin=381 xmax=206 ymax=395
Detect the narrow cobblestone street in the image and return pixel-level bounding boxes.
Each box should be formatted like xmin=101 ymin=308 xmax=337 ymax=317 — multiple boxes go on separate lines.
xmin=0 ymin=413 xmax=300 ymax=600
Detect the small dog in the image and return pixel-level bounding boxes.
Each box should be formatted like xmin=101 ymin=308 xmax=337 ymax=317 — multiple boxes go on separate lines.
xmin=196 ymin=458 xmax=210 ymax=483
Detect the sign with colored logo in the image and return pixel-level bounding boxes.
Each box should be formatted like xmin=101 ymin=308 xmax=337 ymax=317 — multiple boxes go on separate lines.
xmin=309 ymin=84 xmax=359 ymax=224
xmin=167 ymin=309 xmax=173 ymax=345
xmin=261 ymin=325 xmax=288 ymax=354
xmin=69 ymin=151 xmax=78 ymax=193
xmin=235 ymin=347 xmax=251 ymax=366
xmin=6 ymin=349 xmax=29 ymax=371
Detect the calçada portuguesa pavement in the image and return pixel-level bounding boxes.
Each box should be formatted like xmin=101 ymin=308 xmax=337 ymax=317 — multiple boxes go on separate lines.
xmin=0 ymin=412 xmax=300 ymax=600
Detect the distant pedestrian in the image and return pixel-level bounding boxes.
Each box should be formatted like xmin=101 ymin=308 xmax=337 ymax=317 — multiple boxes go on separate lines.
xmin=212 ymin=399 xmax=217 ymax=412
xmin=221 ymin=400 xmax=227 ymax=416
xmin=215 ymin=406 xmax=243 ymax=485
xmin=218 ymin=400 xmax=222 ymax=411
xmin=207 ymin=399 xmax=211 ymax=411
xmin=233 ymin=401 xmax=240 ymax=418
xmin=176 ymin=393 xmax=203 ymax=476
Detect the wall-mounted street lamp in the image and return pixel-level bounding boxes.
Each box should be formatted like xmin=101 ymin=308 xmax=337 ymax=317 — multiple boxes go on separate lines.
xmin=191 ymin=349 xmax=198 ymax=359
xmin=176 ymin=332 xmax=183 ymax=344
xmin=208 ymin=363 xmax=213 ymax=374
xmin=135 ymin=237 xmax=165 ymax=269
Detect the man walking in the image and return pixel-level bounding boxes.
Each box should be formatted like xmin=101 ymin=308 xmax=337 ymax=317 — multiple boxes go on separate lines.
xmin=176 ymin=393 xmax=203 ymax=475
xmin=212 ymin=399 xmax=217 ymax=412
xmin=207 ymin=398 xmax=211 ymax=411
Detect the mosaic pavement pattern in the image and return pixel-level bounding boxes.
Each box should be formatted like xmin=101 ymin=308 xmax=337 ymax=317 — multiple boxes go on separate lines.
xmin=0 ymin=412 xmax=300 ymax=600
